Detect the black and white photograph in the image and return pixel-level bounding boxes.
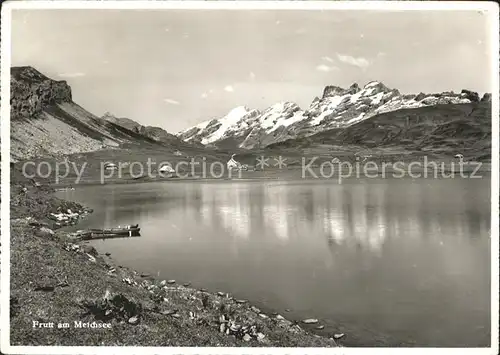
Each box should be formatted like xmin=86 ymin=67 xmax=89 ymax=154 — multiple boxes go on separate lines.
xmin=1 ymin=1 xmax=498 ymax=353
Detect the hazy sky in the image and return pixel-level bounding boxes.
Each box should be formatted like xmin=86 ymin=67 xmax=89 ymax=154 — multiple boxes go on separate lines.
xmin=12 ymin=9 xmax=492 ymax=133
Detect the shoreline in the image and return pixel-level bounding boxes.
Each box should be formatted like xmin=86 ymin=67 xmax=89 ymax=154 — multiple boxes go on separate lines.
xmin=9 ymin=181 xmax=341 ymax=347
xmin=42 ymin=163 xmax=493 ymax=189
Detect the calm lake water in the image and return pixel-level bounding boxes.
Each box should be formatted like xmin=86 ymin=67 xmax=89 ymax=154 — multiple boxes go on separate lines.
xmin=57 ymin=177 xmax=491 ymax=347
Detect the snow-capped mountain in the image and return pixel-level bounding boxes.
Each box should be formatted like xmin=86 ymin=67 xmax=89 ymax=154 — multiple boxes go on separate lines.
xmin=177 ymin=81 xmax=487 ymax=149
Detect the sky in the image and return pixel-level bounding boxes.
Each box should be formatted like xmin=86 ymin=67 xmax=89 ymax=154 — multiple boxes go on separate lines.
xmin=11 ymin=9 xmax=493 ymax=133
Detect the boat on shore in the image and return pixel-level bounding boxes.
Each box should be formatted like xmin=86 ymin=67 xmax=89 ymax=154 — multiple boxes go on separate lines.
xmin=72 ymin=224 xmax=141 ymax=240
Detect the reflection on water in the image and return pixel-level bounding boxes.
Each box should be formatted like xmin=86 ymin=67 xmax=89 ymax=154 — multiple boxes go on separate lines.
xmin=59 ymin=177 xmax=491 ymax=347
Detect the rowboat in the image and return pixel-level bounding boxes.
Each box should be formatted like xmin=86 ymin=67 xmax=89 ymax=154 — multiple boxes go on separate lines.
xmin=73 ymin=224 xmax=141 ymax=240
xmin=88 ymin=227 xmax=140 ymax=235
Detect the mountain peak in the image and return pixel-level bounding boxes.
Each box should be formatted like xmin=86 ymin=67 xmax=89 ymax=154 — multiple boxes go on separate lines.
xmin=227 ymin=106 xmax=252 ymax=117
xmin=322 ymin=83 xmax=362 ymax=99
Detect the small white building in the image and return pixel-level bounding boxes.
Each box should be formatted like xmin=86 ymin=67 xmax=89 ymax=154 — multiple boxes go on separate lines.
xmin=159 ymin=164 xmax=175 ymax=174
xmin=104 ymin=162 xmax=117 ymax=170
xmin=227 ymin=154 xmax=242 ymax=170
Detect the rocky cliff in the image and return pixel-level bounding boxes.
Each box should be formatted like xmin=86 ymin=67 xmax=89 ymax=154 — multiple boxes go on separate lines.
xmin=11 ymin=66 xmax=72 ymax=120
xmin=10 ymin=67 xmax=171 ymax=161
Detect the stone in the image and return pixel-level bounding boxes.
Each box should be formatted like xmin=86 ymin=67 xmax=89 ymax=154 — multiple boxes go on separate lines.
xmin=167 ymin=280 xmax=176 ymax=285
xmin=243 ymin=334 xmax=252 ymax=342
xmin=128 ymin=316 xmax=139 ymax=325
xmin=29 ymin=220 xmax=49 ymax=228
xmin=159 ymin=280 xmax=167 ymax=286
xmin=302 ymin=318 xmax=319 ymax=324
xmin=34 ymin=285 xmax=55 ymax=292
xmin=250 ymin=306 xmax=261 ymax=313
xmin=34 ymin=227 xmax=54 ymax=238
xmin=230 ymin=324 xmax=241 ymax=332
xmin=82 ymin=245 xmax=98 ymax=257
xmin=161 ymin=309 xmax=176 ymax=316
xmin=316 ymin=325 xmax=325 ymax=330
xmin=258 ymin=313 xmax=268 ymax=319
xmin=333 ymin=333 xmax=345 ymax=339
xmin=235 ymin=299 xmax=247 ymax=304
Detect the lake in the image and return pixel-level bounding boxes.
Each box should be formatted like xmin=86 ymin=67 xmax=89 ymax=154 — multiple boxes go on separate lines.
xmin=56 ymin=176 xmax=491 ymax=347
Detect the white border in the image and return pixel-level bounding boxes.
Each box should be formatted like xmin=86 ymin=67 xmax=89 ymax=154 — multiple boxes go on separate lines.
xmin=1 ymin=1 xmax=499 ymax=354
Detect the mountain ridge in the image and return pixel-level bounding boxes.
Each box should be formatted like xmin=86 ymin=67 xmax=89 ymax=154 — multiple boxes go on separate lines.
xmin=178 ymin=81 xmax=490 ymax=150
xmin=101 ymin=112 xmax=188 ymax=146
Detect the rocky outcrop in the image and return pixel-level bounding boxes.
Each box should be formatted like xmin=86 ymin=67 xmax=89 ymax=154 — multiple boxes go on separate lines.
xmin=480 ymin=93 xmax=492 ymax=102
xmin=11 ymin=66 xmax=72 ymax=120
xmin=10 ymin=66 xmax=192 ymax=161
xmin=460 ymin=89 xmax=480 ymax=103
xmin=102 ymin=112 xmax=141 ymax=132
xmin=322 ymin=83 xmax=361 ymax=98
xmin=178 ymin=81 xmax=489 ymax=149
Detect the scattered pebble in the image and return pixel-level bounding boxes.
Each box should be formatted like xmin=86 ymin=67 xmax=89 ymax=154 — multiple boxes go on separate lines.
xmin=167 ymin=280 xmax=176 ymax=285
xmin=82 ymin=245 xmax=98 ymax=257
xmin=243 ymin=334 xmax=252 ymax=342
xmin=250 ymin=306 xmax=261 ymax=313
xmin=34 ymin=285 xmax=55 ymax=292
xmin=302 ymin=318 xmax=319 ymax=324
xmin=235 ymin=299 xmax=247 ymax=304
xmin=122 ymin=278 xmax=134 ymax=285
xmin=230 ymin=324 xmax=241 ymax=332
xmin=285 ymin=308 xmax=291 ymax=312
xmin=183 ymin=282 xmax=191 ymax=287
xmin=276 ymin=314 xmax=285 ymax=320
xmin=333 ymin=333 xmax=345 ymax=339
xmin=217 ymin=292 xmax=225 ymax=297
xmin=258 ymin=313 xmax=268 ymax=319
xmin=256 ymin=332 xmax=266 ymax=342
xmin=316 ymin=325 xmax=325 ymax=330
xmin=128 ymin=316 xmax=139 ymax=325
xmin=159 ymin=280 xmax=167 ymax=287
xmin=34 ymin=227 xmax=55 ymax=238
